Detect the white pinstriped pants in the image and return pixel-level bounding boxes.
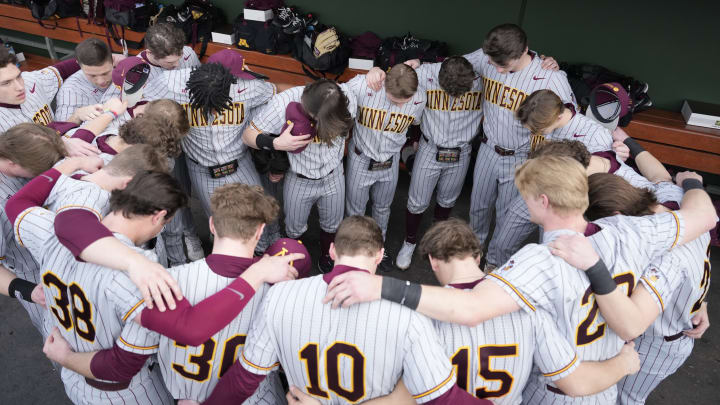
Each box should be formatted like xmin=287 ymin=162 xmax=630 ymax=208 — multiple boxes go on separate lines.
xmin=162 ymin=154 xmax=194 ymax=266
xmin=469 ymin=141 xmax=528 ymax=245
xmin=284 ymin=165 xmax=345 ymax=238
xmin=345 ymin=142 xmax=400 ymax=239
xmin=486 ymin=194 xmax=537 ymax=266
xmin=407 ymin=137 xmax=471 ymax=214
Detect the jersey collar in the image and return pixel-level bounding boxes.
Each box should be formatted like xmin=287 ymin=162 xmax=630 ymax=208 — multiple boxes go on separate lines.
xmin=584 ymin=222 xmax=602 ymax=236
xmin=96 ymin=135 xmax=118 ymax=155
xmin=139 ymin=51 xmax=161 ymax=68
xmin=205 ymin=254 xmax=258 ymax=278
xmin=0 ymin=102 xmax=21 ymax=109
xmin=591 ymin=151 xmax=621 ymax=174
xmin=323 ymin=265 xmax=370 ymax=284
xmin=449 ymin=277 xmax=485 ymax=290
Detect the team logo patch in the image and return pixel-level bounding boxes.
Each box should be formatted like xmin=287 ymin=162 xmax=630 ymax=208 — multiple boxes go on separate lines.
xmin=501 ymin=259 xmax=515 ymax=271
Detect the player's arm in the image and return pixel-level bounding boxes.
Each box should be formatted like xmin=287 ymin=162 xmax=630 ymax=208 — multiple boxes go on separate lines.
xmin=554 ymin=342 xmax=640 ymax=397
xmin=243 ymin=120 xmax=311 ymax=151
xmin=612 ymin=127 xmax=671 ymax=183
xmin=0 ymin=264 xmax=44 ymax=305
xmin=67 ymin=97 xmax=128 ymax=143
xmin=675 ymin=172 xmax=717 ymax=245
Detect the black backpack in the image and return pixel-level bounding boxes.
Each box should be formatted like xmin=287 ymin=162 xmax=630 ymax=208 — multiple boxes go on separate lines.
xmin=103 ymin=0 xmax=157 ymax=51
xmin=29 ymin=0 xmax=83 ymax=21
xmin=154 ymin=0 xmax=224 ymax=58
xmin=376 ymin=33 xmax=448 ymax=71
xmin=233 ymin=14 xmax=292 ymax=55
xmin=292 ymin=24 xmax=350 ymax=79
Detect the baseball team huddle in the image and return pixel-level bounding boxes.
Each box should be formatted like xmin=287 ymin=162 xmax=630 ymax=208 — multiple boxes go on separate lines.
xmin=0 ymin=20 xmax=715 ymax=405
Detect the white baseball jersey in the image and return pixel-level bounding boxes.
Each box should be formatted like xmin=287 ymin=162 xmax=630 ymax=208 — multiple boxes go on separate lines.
xmin=344 ymin=74 xmax=426 ymax=162
xmin=241 ymin=267 xmax=456 ymax=404
xmin=14 ymin=206 xmax=172 ymax=404
xmin=464 ymin=49 xmax=576 ymax=152
xmin=162 ymin=67 xmax=276 ymax=166
xmin=131 ymin=255 xmax=285 ymax=403
xmin=416 ymin=62 xmax=483 ymax=147
xmin=652 ymin=181 xmax=684 ymax=205
xmin=546 ymin=110 xmax=613 ymax=153
xmin=251 ymin=85 xmax=357 ymax=178
xmin=490 ymin=212 xmax=684 ymax=403
xmin=435 ymin=282 xmax=579 ymax=405
xmin=0 ymin=67 xmax=63 ymax=131
xmin=43 ymin=173 xmax=111 ymax=219
xmin=55 ymin=70 xmax=108 ymax=121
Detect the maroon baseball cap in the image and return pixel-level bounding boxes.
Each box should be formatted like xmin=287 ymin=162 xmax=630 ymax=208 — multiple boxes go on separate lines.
xmin=207 ymin=49 xmax=268 ymax=81
xmin=264 ymin=238 xmax=311 ymax=279
xmin=112 ymin=57 xmax=150 ymax=107
xmin=585 ymin=82 xmax=632 ymax=130
xmin=282 ymin=102 xmax=315 ymax=154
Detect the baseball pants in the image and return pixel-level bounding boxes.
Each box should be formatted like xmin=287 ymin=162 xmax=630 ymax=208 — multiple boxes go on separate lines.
xmin=618 ymin=334 xmax=694 ymax=405
xmin=469 ymin=141 xmax=528 ymax=246
xmin=162 ymin=154 xmax=196 ymax=266
xmin=284 ymin=165 xmax=345 ymax=238
xmin=185 ymin=154 xmax=279 ymax=251
xmin=485 ymin=195 xmax=537 ymax=267
xmin=345 ymin=141 xmax=400 ymax=240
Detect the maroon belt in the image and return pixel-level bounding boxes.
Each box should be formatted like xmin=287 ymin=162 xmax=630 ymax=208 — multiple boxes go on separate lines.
xmin=546 ymin=384 xmax=567 ymax=396
xmin=664 ymin=331 xmax=684 ymax=342
xmin=480 ymin=134 xmax=515 ymax=156
xmin=85 ymin=377 xmax=130 ymax=392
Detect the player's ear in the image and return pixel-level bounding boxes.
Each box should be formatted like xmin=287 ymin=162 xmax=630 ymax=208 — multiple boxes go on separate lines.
xmin=540 ymin=194 xmax=550 ymax=209
xmin=208 ymin=216 xmax=216 ymax=236
xmin=428 ymin=255 xmax=439 ymax=272
xmin=328 ymin=243 xmax=337 ymax=261
xmin=375 ymin=248 xmax=384 ymax=265
xmin=253 ymin=223 xmax=265 ymax=241
xmin=119 ymin=176 xmax=132 ymax=190
xmin=152 ymin=209 xmax=168 ymax=225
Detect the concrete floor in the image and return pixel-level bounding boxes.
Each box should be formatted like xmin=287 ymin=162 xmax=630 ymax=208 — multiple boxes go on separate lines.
xmin=1 ymin=170 xmax=718 ymax=404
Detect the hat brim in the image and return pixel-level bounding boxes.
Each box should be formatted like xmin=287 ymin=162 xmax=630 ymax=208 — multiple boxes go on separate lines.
xmin=585 ymin=102 xmax=620 ymax=131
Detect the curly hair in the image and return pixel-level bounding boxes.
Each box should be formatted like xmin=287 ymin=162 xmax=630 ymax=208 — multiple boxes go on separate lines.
xmin=187 ymin=63 xmax=236 ymax=117
xmin=144 ymin=99 xmax=190 ymax=136
xmin=438 ymin=56 xmax=475 ymax=98
xmin=118 ymin=115 xmax=185 ymax=158
xmin=419 ymin=218 xmax=482 ymax=262
xmin=144 ymin=23 xmax=185 ymax=59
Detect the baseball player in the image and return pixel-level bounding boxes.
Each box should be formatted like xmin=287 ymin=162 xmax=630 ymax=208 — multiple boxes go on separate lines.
xmin=202 ymin=215 xmax=494 ymax=404
xmin=7 ymin=169 xmax=189 ymax=404
xmin=343 ymin=64 xmax=426 ymax=271
xmin=323 ymin=155 xmax=716 ymax=403
xmin=42 ymin=184 xmax=307 ymax=403
xmin=552 ymin=172 xmax=711 ymax=405
xmin=243 ymin=78 xmax=356 ymax=272
xmin=462 ymin=24 xmax=576 ymax=267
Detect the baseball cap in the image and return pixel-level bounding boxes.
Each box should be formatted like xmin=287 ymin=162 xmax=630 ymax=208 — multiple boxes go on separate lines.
xmin=207 ymin=49 xmax=268 ymax=80
xmin=282 ymin=102 xmax=315 ymax=154
xmin=112 ymin=57 xmax=150 ymax=108
xmin=264 ymin=238 xmax=311 ymax=279
xmin=584 ymin=82 xmax=632 ymax=131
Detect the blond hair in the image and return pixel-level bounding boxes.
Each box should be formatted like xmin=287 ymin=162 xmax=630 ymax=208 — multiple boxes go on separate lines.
xmin=105 ymin=144 xmax=169 ymax=177
xmin=210 ymin=184 xmax=279 ymax=240
xmin=334 ymin=216 xmax=383 ymax=257
xmin=515 ymin=155 xmax=589 ymax=215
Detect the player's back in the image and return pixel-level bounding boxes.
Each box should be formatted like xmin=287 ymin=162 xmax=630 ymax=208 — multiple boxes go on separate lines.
xmin=247 ymin=268 xmax=455 ymax=404
xmin=44 ymin=173 xmax=111 ymax=218
xmin=156 ymin=256 xmax=284 ymax=403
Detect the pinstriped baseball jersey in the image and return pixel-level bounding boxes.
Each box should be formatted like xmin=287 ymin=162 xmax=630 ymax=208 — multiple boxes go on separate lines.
xmin=14 ymin=206 xmax=172 ymax=404
xmin=129 ymin=256 xmax=284 ymax=403
xmin=55 ymin=70 xmax=108 ymax=121
xmin=464 ymin=49 xmax=575 ymax=151
xmin=490 ymin=212 xmax=685 ymax=403
xmin=344 ymin=74 xmax=426 ymax=162
xmin=163 ymin=68 xmax=276 ymax=166
xmin=240 ymin=268 xmax=456 ymax=404
xmin=251 ymin=85 xmax=358 ymax=178
xmin=44 ymin=174 xmax=111 ymax=219
xmin=651 ymin=181 xmax=684 ymax=205
xmin=416 ymin=62 xmax=483 ymax=147
xmin=546 ymin=112 xmax=613 ymax=153
xmin=434 ymin=284 xmax=579 ymax=405
xmin=0 ymin=67 xmax=63 ymax=131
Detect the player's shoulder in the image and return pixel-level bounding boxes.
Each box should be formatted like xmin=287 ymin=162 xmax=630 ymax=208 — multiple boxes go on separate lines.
xmin=58 ymin=70 xmax=90 ymax=90
xmin=416 ymin=62 xmax=441 ymax=84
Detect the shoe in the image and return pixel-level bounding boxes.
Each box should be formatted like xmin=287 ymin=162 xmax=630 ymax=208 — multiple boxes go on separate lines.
xmin=318 ymin=256 xmax=334 ymax=274
xmin=379 ymin=251 xmax=395 ymax=272
xmin=184 ymin=234 xmax=205 ymax=261
xmin=395 ymin=241 xmax=416 ymax=271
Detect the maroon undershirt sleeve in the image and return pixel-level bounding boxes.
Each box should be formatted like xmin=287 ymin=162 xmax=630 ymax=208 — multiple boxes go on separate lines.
xmin=90 ymin=343 xmax=150 ymax=382
xmin=591 ymin=150 xmax=621 ymax=173
xmin=54 ymin=209 xmax=113 ymax=260
xmin=52 ymin=58 xmax=81 ymax=81
xmin=46 ymin=121 xmax=79 ymax=136
xmin=141 ymin=277 xmax=256 ymax=346
xmin=202 ymin=361 xmax=265 ymax=405
xmin=424 ymin=385 xmax=494 ymax=405
xmin=5 ymin=168 xmax=62 ymax=224
xmin=70 ymin=128 xmax=96 ymax=143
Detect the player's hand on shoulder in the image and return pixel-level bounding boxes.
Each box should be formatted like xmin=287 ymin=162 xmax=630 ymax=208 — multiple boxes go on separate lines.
xmin=612 ymin=140 xmax=630 ymax=162
xmin=274 ymin=122 xmax=312 ymax=152
xmin=366 ymin=67 xmax=386 ymax=91
xmin=539 ymin=55 xmax=559 ymax=71
xmin=287 ymin=386 xmax=322 ymax=405
xmin=103 ymin=97 xmax=128 ymax=116
xmin=323 ymin=271 xmax=382 ymax=309
xmin=675 ymin=171 xmax=703 ymax=187
xmin=43 ymin=327 xmax=73 ymax=364
xmin=245 ymin=253 xmax=302 ymax=287
xmin=619 ymin=341 xmax=640 ymax=375
xmin=548 ymin=234 xmax=600 ymax=271
xmin=31 ymin=283 xmax=46 ymax=307
xmin=126 ymin=254 xmax=183 ymax=312
xmin=62 ymin=137 xmax=101 ymax=157
xmin=56 ymin=154 xmax=104 ymax=175
xmin=73 ymin=104 xmax=105 ymax=122
xmin=685 ymin=301 xmax=710 ymax=339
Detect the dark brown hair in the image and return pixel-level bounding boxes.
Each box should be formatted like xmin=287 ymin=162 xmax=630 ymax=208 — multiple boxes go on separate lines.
xmin=210 ymin=183 xmax=279 ymax=240
xmin=105 ymin=144 xmax=169 ymax=176
xmin=419 ymin=218 xmax=482 ymax=262
xmin=119 ymin=115 xmax=185 ymax=158
xmin=385 ymin=63 xmax=418 ymax=99
xmin=109 ymin=171 xmax=187 ymax=220
xmin=0 ymin=46 xmax=18 ymax=69
xmin=144 ymin=99 xmax=190 ymax=136
xmin=530 ymin=139 xmax=591 ymax=168
xmin=516 ymin=89 xmax=565 ymax=135
xmin=439 ymin=56 xmax=475 ymax=97
xmin=144 ymin=23 xmax=185 ymax=59
xmin=586 ymin=173 xmax=657 ymax=220
xmin=75 ymin=38 xmax=112 ymax=66
xmin=0 ymin=123 xmax=66 ymax=175
xmin=483 ymin=23 xmax=528 ymax=66
xmin=334 ymin=216 xmax=383 ymax=257
xmin=301 ymin=79 xmax=353 ymax=145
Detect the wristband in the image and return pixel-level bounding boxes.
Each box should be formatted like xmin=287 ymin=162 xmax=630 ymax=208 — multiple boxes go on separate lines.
xmin=622 ymin=137 xmax=645 ymax=158
xmin=682 ymin=178 xmax=703 ymax=192
xmin=8 ymin=278 xmax=37 ymax=303
xmin=585 ymin=259 xmax=616 ymax=295
xmin=256 ymin=133 xmax=276 ymax=151
xmin=381 ymin=277 xmax=421 ymax=310
xmin=103 ymin=109 xmax=118 ymax=119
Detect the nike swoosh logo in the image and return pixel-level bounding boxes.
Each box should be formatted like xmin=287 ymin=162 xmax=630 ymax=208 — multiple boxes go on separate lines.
xmin=474 ymin=75 xmax=481 ymax=80
xmin=29 ymin=84 xmax=36 ymax=93
xmin=237 ymin=88 xmax=246 ymax=95
xmin=414 ymin=101 xmax=423 ymax=105
xmin=532 ymin=76 xmax=545 ymax=80
xmin=40 ymin=174 xmax=54 ymax=182
xmin=228 ymin=287 xmax=245 ymax=301
xmin=184 ymin=55 xmax=190 ymax=61
xmin=573 ymin=134 xmax=585 ymax=138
